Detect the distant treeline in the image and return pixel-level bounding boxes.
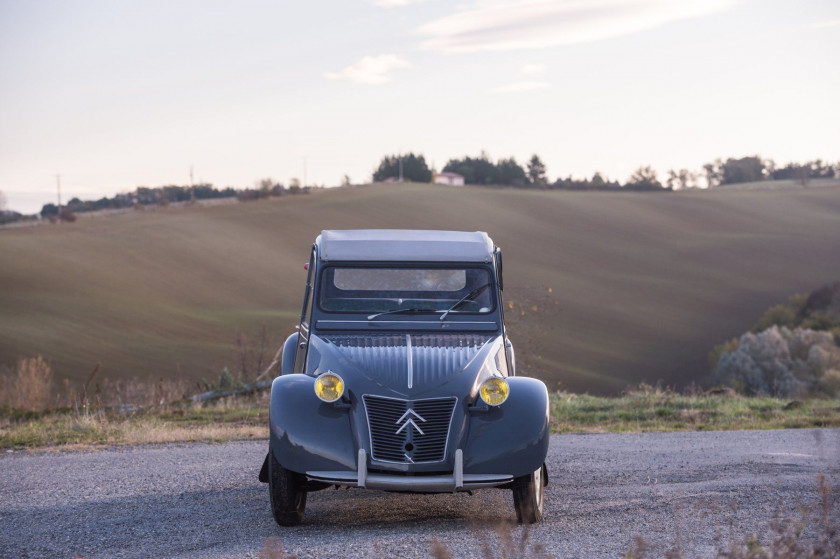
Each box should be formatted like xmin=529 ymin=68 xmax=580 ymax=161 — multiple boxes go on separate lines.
xmin=703 ymin=157 xmax=836 ymax=187
xmin=1 ymin=154 xmax=837 ymax=224
xmin=36 ymin=179 xmax=309 ymax=220
xmin=39 ymin=184 xmax=237 ymax=218
xmin=372 ymin=152 xmax=839 ymax=191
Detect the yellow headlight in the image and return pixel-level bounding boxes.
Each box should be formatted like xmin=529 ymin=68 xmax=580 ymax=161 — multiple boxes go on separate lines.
xmin=480 ymin=377 xmax=509 ymax=406
xmin=314 ymin=372 xmax=344 ymax=402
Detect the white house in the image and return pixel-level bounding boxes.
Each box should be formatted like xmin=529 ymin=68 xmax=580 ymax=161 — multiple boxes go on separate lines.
xmin=433 ymin=172 xmax=465 ymax=186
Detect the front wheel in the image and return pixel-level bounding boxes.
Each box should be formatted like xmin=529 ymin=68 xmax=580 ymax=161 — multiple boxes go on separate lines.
xmin=512 ymin=463 xmax=546 ymax=524
xmin=268 ymin=450 xmax=307 ymax=526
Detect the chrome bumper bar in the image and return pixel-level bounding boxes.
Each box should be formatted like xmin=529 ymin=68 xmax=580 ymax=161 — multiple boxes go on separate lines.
xmin=306 ymin=449 xmax=513 ymax=493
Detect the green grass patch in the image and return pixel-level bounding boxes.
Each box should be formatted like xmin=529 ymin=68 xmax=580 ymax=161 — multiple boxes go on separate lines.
xmin=550 ymin=388 xmax=840 ymax=433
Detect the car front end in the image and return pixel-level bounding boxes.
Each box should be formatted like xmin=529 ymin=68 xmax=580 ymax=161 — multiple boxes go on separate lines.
xmin=261 ymin=230 xmax=549 ymax=525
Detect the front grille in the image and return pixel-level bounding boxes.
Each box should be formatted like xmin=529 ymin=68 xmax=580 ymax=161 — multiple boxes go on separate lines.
xmin=364 ymin=395 xmax=456 ymax=463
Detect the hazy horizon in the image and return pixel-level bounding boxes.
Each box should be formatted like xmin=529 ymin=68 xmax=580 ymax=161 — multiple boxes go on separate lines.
xmin=2 ymin=0 xmax=838 ymax=214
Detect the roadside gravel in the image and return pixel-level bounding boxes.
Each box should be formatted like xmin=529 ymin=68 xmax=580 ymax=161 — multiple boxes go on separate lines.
xmin=1 ymin=429 xmax=837 ymax=558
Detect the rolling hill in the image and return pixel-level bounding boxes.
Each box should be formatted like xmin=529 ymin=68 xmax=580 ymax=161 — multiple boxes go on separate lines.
xmin=3 ymin=182 xmax=840 ymax=394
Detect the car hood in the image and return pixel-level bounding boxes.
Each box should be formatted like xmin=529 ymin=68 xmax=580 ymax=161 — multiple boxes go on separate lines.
xmin=307 ymin=332 xmax=501 ymax=398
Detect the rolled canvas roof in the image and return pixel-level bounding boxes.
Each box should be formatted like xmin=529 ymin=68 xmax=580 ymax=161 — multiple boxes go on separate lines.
xmin=318 ymin=230 xmax=494 ymax=262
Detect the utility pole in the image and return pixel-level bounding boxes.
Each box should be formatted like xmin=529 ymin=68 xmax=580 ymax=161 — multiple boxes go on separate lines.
xmin=190 ymin=165 xmax=195 ymax=201
xmin=399 ymin=155 xmax=403 ymax=183
xmin=303 ymin=156 xmax=308 ymax=187
xmin=55 ymin=174 xmax=62 ymax=222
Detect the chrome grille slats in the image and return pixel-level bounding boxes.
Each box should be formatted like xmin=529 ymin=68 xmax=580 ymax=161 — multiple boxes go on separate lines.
xmin=364 ymin=396 xmax=407 ymax=461
xmin=364 ymin=395 xmax=457 ymax=463
xmin=409 ymin=398 xmax=456 ymax=462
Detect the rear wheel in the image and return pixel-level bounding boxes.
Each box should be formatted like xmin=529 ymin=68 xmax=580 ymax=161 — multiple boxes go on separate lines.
xmin=512 ymin=463 xmax=546 ymax=524
xmin=268 ymin=451 xmax=307 ymax=526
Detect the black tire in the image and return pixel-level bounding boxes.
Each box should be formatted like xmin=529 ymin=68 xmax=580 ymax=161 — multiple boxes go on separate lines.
xmin=268 ymin=450 xmax=307 ymax=526
xmin=512 ymin=463 xmax=546 ymax=524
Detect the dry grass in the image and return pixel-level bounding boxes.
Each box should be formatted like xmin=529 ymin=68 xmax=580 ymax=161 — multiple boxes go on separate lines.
xmin=84 ymin=376 xmax=192 ymax=407
xmin=259 ymin=536 xmax=298 ymax=559
xmin=0 ymin=356 xmax=267 ymax=450
xmin=1 ymin=356 xmax=193 ymax=415
xmin=0 ymin=393 xmax=269 ymax=449
xmin=429 ymin=523 xmax=553 ymax=559
xmin=118 ymin=420 xmax=265 ymax=445
xmin=1 ymin=415 xmax=264 ymax=449
xmin=0 ymin=356 xmax=54 ymax=410
xmin=478 ymin=524 xmax=550 ymax=559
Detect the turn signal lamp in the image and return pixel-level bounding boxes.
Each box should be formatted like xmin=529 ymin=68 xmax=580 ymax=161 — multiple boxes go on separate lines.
xmin=314 ymin=372 xmax=344 ymax=402
xmin=480 ymin=377 xmax=509 ymax=406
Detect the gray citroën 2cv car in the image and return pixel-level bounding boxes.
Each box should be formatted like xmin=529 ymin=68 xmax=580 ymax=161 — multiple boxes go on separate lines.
xmin=259 ymin=230 xmax=549 ymax=525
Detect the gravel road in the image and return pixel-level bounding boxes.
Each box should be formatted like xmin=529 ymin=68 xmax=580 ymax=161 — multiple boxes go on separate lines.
xmin=1 ymin=429 xmax=838 ymax=558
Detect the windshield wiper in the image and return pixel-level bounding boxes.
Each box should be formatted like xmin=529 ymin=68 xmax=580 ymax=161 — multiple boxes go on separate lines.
xmin=366 ymin=308 xmax=440 ymax=321
xmin=439 ymin=283 xmax=491 ymax=321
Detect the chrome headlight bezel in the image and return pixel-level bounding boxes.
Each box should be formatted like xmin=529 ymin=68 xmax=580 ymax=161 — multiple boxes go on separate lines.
xmin=314 ymin=371 xmax=345 ymax=402
xmin=479 ymin=376 xmax=510 ymax=406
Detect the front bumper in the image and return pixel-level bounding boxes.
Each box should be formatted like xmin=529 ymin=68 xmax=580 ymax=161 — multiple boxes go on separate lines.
xmin=306 ymin=449 xmax=513 ymax=492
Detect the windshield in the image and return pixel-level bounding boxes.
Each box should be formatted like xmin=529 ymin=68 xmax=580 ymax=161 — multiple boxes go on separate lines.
xmin=319 ymin=266 xmax=494 ymax=314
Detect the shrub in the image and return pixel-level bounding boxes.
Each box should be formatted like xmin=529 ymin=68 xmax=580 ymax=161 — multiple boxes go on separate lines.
xmin=818 ymin=369 xmax=840 ymax=397
xmin=234 ymin=322 xmax=274 ymax=381
xmin=58 ymin=207 xmax=77 ymax=222
xmin=709 ymin=337 xmax=740 ymax=370
xmin=750 ymin=287 xmax=840 ymax=334
xmin=0 ymin=356 xmax=54 ymax=410
xmin=752 ymin=304 xmax=798 ymax=332
xmin=714 ymin=326 xmax=840 ymax=397
xmin=218 ymin=368 xmax=234 ymax=390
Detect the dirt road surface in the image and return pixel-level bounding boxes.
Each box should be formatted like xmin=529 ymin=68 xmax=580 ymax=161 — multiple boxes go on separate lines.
xmin=1 ymin=429 xmax=838 ymax=558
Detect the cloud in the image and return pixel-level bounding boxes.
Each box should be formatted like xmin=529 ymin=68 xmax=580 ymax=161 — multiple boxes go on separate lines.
xmin=521 ymin=63 xmax=546 ymax=75
xmin=372 ymin=0 xmax=427 ymax=6
xmin=492 ymin=80 xmax=549 ymax=93
xmin=418 ymin=0 xmax=738 ymax=53
xmin=811 ymin=19 xmax=840 ymax=28
xmin=325 ymin=55 xmax=411 ymax=84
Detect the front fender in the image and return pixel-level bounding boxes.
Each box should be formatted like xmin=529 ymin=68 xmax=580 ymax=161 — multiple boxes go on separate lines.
xmin=268 ymin=374 xmax=357 ymax=473
xmin=464 ymin=377 xmax=549 ymax=478
xmin=280 ymin=333 xmax=298 ymax=376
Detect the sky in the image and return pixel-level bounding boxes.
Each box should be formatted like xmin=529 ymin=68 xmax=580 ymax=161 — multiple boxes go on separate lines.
xmin=1 ymin=0 xmax=838 ymax=213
